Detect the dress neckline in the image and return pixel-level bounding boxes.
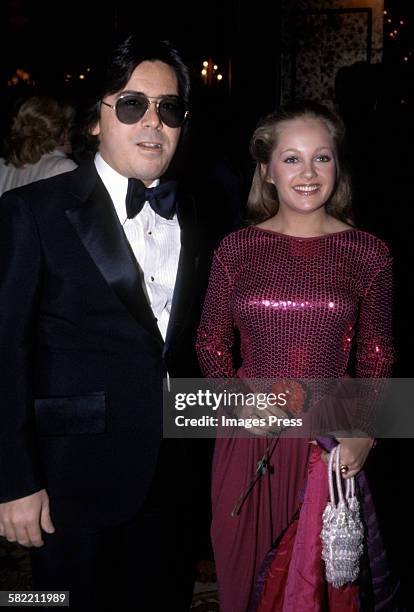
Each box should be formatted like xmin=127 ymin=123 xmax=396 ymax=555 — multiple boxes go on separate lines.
xmin=249 ymin=225 xmax=357 ymax=241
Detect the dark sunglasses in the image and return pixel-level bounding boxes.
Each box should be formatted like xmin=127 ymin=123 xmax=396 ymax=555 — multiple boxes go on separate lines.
xmin=101 ymin=92 xmax=189 ymax=128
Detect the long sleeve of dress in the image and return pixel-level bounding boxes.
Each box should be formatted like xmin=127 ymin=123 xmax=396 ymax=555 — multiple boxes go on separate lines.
xmin=196 ymin=251 xmax=237 ymax=378
xmin=353 ymin=255 xmax=394 ymax=435
xmin=356 ymin=260 xmax=394 ymax=378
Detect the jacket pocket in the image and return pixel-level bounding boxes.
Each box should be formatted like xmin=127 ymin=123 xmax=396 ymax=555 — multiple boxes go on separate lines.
xmin=34 ymin=392 xmax=106 ymax=435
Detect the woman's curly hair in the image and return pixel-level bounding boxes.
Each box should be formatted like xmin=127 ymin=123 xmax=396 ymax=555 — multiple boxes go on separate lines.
xmin=4 ymin=95 xmax=74 ymax=167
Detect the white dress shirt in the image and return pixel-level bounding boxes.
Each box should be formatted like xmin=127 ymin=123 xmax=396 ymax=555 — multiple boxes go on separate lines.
xmin=94 ymin=154 xmax=181 ymax=341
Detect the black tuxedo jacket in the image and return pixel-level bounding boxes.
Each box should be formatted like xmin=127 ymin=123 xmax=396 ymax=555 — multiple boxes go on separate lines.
xmin=0 ymin=162 xmax=203 ymax=528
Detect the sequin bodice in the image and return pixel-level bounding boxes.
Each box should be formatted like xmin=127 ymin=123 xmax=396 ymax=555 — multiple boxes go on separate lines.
xmin=197 ymin=226 xmax=394 ymax=379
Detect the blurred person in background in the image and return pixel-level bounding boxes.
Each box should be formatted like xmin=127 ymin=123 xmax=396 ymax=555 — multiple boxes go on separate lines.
xmin=0 ymin=95 xmax=77 ymax=196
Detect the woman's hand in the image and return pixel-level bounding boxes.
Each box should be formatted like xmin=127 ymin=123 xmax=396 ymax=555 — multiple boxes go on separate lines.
xmin=316 ymin=437 xmax=375 ymax=477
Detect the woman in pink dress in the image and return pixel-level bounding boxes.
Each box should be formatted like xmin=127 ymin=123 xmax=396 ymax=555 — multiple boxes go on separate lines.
xmin=196 ymin=102 xmax=397 ymax=611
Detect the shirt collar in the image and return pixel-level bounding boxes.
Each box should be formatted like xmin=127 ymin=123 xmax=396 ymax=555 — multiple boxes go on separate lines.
xmin=94 ymin=153 xmax=159 ymax=224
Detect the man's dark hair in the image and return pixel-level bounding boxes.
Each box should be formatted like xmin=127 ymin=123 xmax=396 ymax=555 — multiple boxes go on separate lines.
xmin=86 ymin=35 xmax=190 ymax=133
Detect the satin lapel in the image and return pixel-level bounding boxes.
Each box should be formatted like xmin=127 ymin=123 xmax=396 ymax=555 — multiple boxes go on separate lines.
xmin=164 ymin=193 xmax=199 ymax=355
xmin=65 ymin=169 xmax=162 ymax=343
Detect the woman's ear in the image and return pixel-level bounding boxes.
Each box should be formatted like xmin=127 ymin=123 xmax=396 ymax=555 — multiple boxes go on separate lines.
xmin=261 ymin=163 xmax=273 ymax=184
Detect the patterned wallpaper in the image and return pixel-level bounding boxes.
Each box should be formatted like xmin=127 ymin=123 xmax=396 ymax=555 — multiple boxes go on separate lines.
xmin=279 ymin=0 xmax=384 ymax=105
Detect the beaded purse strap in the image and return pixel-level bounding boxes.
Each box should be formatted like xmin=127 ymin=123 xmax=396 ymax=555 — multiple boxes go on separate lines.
xmin=328 ymin=444 xmax=355 ymax=505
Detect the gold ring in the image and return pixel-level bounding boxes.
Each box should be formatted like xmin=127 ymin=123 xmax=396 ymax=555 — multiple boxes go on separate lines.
xmin=340 ymin=463 xmax=349 ymax=474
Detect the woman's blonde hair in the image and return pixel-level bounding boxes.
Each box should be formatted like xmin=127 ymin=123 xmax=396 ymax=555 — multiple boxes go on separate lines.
xmin=4 ymin=95 xmax=74 ymax=167
xmin=247 ymin=101 xmax=353 ymax=224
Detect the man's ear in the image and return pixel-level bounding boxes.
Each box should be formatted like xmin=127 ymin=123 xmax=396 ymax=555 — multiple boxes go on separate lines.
xmin=90 ymin=121 xmax=100 ymax=136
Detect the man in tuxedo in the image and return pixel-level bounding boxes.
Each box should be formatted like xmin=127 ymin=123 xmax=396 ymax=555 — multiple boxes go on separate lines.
xmin=0 ymin=36 xmax=204 ymax=610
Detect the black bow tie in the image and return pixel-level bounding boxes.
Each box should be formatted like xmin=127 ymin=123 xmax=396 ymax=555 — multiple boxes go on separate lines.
xmin=126 ymin=178 xmax=177 ymax=220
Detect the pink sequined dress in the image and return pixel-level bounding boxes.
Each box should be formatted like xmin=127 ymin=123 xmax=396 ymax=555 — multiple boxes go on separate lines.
xmin=196 ymin=226 xmax=394 ymax=612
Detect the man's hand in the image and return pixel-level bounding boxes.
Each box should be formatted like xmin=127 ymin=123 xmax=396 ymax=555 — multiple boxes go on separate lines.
xmin=0 ymin=489 xmax=55 ymax=547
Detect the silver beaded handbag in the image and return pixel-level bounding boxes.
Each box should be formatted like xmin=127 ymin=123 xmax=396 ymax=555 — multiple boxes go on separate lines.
xmin=321 ymin=444 xmax=364 ymax=588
